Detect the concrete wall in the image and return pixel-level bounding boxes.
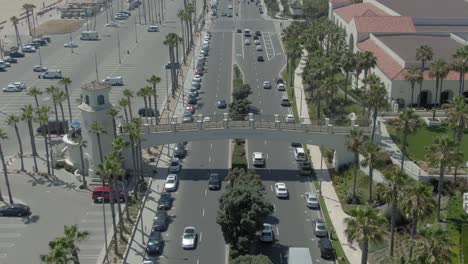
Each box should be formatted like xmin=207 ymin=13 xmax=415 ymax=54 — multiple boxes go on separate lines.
xmin=391 ymin=79 xmax=459 ymax=106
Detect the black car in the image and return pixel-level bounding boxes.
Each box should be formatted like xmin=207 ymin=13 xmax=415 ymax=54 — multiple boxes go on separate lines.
xmin=174 ymin=143 xmax=186 ymax=158
xmin=138 ymin=108 xmax=159 ymax=117
xmin=158 ymin=192 xmax=172 ymax=210
xmin=257 ymin=56 xmax=264 ymax=62
xmin=217 ymin=99 xmax=227 ymax=109
xmin=208 ymin=173 xmax=221 ymax=190
xmin=9 ymin=51 xmax=25 ymax=58
xmin=165 ymin=62 xmax=180 ymax=69
xmin=0 ymin=204 xmax=30 ymax=217
xmin=152 ymin=210 xmax=168 ymax=231
xmin=37 ymin=120 xmax=69 ymax=135
xmin=188 ymin=97 xmax=197 ymax=105
xmin=259 ymin=9 xmax=264 ymax=14
xmin=253 ymin=35 xmax=259 ymax=40
xmin=146 ymin=230 xmax=164 ymax=256
xmin=41 ymin=36 xmax=51 ymax=43
xmin=276 ymin=77 xmax=284 ymax=84
xmin=192 ymin=82 xmax=201 ymax=90
xmin=255 ymin=31 xmax=261 ymax=36
xmin=318 ymin=238 xmax=335 ymax=260
xmin=237 ymin=29 xmax=242 ymax=33
xmin=4 ymin=56 xmax=17 ymax=63
xmin=298 ymin=161 xmax=312 ymax=175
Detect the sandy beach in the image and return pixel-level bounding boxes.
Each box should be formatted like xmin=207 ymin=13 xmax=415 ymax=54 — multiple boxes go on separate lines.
xmin=0 ymin=0 xmax=60 ymax=24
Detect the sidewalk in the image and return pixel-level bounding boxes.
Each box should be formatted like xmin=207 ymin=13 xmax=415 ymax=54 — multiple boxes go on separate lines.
xmin=293 ymin=50 xmax=363 ymax=264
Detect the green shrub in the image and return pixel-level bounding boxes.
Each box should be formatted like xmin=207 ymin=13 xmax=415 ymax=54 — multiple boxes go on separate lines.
xmin=461 ymin=225 xmax=468 ymax=264
xmin=64 ymin=164 xmax=75 ymax=173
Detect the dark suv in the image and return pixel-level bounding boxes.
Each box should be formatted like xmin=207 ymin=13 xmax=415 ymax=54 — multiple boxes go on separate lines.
xmin=146 ymin=231 xmax=164 ymax=256
xmin=152 ymin=210 xmax=168 ymax=231
xmin=158 ymin=192 xmax=172 ymax=210
xmin=208 ymin=173 xmax=221 ymax=190
xmin=174 ymin=143 xmax=186 ymax=158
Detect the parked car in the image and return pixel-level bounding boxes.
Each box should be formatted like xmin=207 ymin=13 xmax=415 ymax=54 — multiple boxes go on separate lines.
xmin=138 ymin=107 xmax=159 ymax=117
xmin=0 ymin=204 xmax=30 ymax=217
xmin=3 ymin=84 xmax=21 ymax=92
xmin=174 ymin=143 xmax=186 ymax=158
xmin=318 ymin=238 xmax=335 ymax=259
xmin=259 ymin=223 xmax=274 ymax=242
xmin=4 ymin=56 xmax=17 ymax=63
xmin=285 ymin=114 xmax=294 ymax=123
xmin=263 ymin=81 xmax=271 ymax=89
xmin=33 ymin=65 xmax=47 ymax=72
xmin=9 ymin=51 xmax=25 ymax=58
xmin=305 ymin=191 xmax=320 ymax=208
xmin=257 ymin=55 xmax=264 ymax=62
xmin=64 ymin=42 xmax=78 ymax=48
xmin=169 ymin=158 xmax=181 ymax=173
xmin=252 ymin=152 xmax=265 ymax=167
xmin=152 ymin=210 xmax=168 ymax=231
xmin=164 ymin=174 xmax=178 ymax=192
xmin=217 ymin=99 xmax=227 ymax=109
xmin=146 ymin=230 xmax=164 ymax=256
xmin=12 ymin=82 xmax=26 ymax=90
xmin=182 ymin=111 xmax=194 ymax=123
xmin=312 ymin=219 xmax=328 ymax=237
xmin=298 ymin=161 xmax=312 ymax=175
xmin=92 ymin=187 xmax=126 ymax=203
xmin=36 ymin=120 xmax=69 ymax=134
xmin=158 ymin=192 xmax=172 ymax=210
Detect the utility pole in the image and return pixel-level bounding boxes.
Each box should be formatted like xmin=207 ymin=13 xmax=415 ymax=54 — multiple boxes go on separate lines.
xmin=117 ymin=31 xmax=121 ymax=64
xmin=0 ymin=39 xmax=4 ymax=59
xmin=38 ymin=45 xmax=43 ymax=68
xmin=69 ymin=33 xmax=74 ymax=54
xmin=104 ymin=0 xmax=109 ymax=24
xmin=94 ymin=52 xmax=99 ymax=82
xmin=134 ymin=15 xmax=138 ymax=43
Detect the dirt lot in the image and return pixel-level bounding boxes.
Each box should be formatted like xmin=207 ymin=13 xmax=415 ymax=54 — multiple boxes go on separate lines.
xmin=35 ymin=19 xmax=81 ymax=35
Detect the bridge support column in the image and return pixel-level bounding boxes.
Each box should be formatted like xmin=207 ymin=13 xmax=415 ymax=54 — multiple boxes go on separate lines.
xmin=197 ymin=120 xmax=203 ymax=130
xmin=171 ymin=116 xmax=177 ymax=132
xmin=325 ymin=118 xmax=330 ymax=127
xmin=223 ymin=113 xmax=229 ymax=129
xmin=143 ymin=123 xmax=150 ymax=133
xmin=274 ymin=114 xmax=280 ymax=129
xmin=198 ymin=114 xmax=203 ymax=122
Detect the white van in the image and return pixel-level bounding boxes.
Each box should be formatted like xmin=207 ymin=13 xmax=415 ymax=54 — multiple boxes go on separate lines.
xmin=294 ymin=147 xmax=306 ymax=161
xmin=147 ymin=25 xmax=159 ymax=32
xmin=40 ymin=70 xmax=62 ymax=79
xmin=102 ymin=76 xmax=124 ymax=86
xmin=80 ymin=31 xmax=99 ymax=40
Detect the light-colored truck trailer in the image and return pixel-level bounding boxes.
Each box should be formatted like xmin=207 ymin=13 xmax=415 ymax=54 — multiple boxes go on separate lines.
xmin=288 ymin=247 xmax=313 ymax=264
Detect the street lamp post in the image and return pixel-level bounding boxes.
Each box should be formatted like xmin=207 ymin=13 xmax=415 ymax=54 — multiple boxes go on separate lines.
xmin=299 ymin=88 xmax=302 ymax=117
xmin=69 ymin=33 xmax=74 ymax=54
xmin=38 ymin=46 xmax=43 ymax=68
xmin=134 ymin=16 xmax=138 ymax=43
xmin=117 ymin=31 xmax=121 ymax=64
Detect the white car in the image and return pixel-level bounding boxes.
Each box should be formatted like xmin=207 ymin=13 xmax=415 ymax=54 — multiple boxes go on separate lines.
xmin=169 ymin=158 xmax=181 ymax=173
xmin=263 ymin=81 xmax=271 ymax=89
xmin=254 ymin=39 xmax=260 ymax=45
xmin=252 ymin=152 xmax=265 ymax=167
xmin=277 ymin=83 xmax=285 ymax=91
xmin=22 ymin=45 xmax=36 ymax=52
xmin=193 ymin=75 xmax=202 ymax=83
xmin=203 ymin=39 xmax=210 ymax=45
xmin=12 ymin=82 xmax=26 ymax=90
xmin=181 ymin=226 xmax=197 ymax=249
xmin=164 ymin=174 xmax=178 ymax=192
xmin=285 ymin=114 xmax=294 ymax=123
xmin=105 ymin=21 xmax=119 ymax=27
xmin=33 ymin=65 xmax=47 ymax=72
xmin=147 ymin=25 xmax=159 ymax=32
xmin=203 ymin=116 xmax=211 ymax=122
xmin=305 ymin=192 xmax=320 ymax=208
xmin=3 ymin=84 xmax=21 ymax=92
xmin=64 ymin=42 xmax=78 ymax=48
xmin=244 ymin=38 xmax=251 ymax=45
xmin=3 ymin=62 xmax=11 ymax=67
xmin=259 ymin=223 xmax=274 ymax=242
xmin=256 ymin=45 xmax=263 ymax=51
xmin=275 ymin=183 xmax=288 ymax=198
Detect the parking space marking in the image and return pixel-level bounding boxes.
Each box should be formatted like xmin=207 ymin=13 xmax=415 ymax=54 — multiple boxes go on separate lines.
xmin=0 ymin=234 xmax=20 ymax=238
xmin=0 ymin=243 xmax=14 ymax=248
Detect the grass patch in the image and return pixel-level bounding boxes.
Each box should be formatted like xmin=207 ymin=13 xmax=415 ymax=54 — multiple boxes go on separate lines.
xmin=332 ymin=166 xmax=374 ymax=214
xmin=447 ymin=195 xmax=468 ymax=264
xmin=233 ymin=64 xmax=243 ymax=89
xmin=264 ymin=0 xmax=280 ymax=17
xmin=232 ymin=141 xmax=247 ymax=170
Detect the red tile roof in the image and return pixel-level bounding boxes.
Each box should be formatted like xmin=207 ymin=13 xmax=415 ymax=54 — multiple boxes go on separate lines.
xmin=354 ymin=16 xmax=416 ymax=33
xmin=335 ymin=3 xmax=388 ymax=23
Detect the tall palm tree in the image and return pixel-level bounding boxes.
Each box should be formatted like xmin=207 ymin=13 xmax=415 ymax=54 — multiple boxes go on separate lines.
xmin=54 ymin=90 xmax=67 ymax=123
xmin=111 ymin=137 xmax=131 ymax=222
xmin=404 ymin=67 xmax=423 ymax=108
xmin=10 ymin=16 xmax=22 ymax=48
xmin=122 ymin=89 xmax=135 ymax=119
xmin=124 ymin=122 xmax=140 ymax=198
xmin=22 ymin=4 xmax=34 ymax=36
xmin=5 ymin=114 xmax=24 ymax=172
xmin=363 ymin=76 xmax=388 ymax=142
xmin=416 ymin=45 xmax=433 ymax=107
xmin=414 ymin=225 xmax=454 ymax=263
xmin=0 ymin=129 xmax=13 ymax=204
xmin=45 ymin=86 xmax=60 ymax=122
xmin=118 ymin=98 xmax=130 ymax=124
xmin=137 ymin=87 xmax=150 ymax=123
xmin=446 ymin=96 xmax=468 ymax=180
xmin=340 ymin=51 xmax=356 ymax=102
xmin=62 ymin=224 xmax=89 ymax=263
xmin=177 ymin=9 xmax=187 ymax=63
xmin=147 ymin=75 xmax=161 ymax=121
xmin=400 ymin=181 xmax=435 ymax=259
xmin=185 ymin=3 xmax=194 ymax=47
xmin=360 ymin=142 xmax=381 ymax=204
xmin=40 ymin=237 xmax=72 ymax=263
xmin=383 ymin=167 xmax=408 ymax=257
xmin=130 ymin=118 xmax=144 ymax=183
xmin=76 ymin=138 xmax=88 ymax=188
xmin=286 ymin=39 xmax=302 ymax=83
xmin=354 ymin=51 xmax=365 ymax=90
xmin=21 ymin=105 xmax=38 ymax=173
xmin=27 ymin=86 xmax=42 ymax=108
xmin=346 ymin=128 xmax=368 ymax=199
xmin=425 ymin=136 xmax=463 ymax=222
xmin=452 ymin=45 xmax=468 ymax=95
xmin=361 ymin=51 xmax=377 ymax=88
xmin=394 ymin=109 xmax=421 ymax=170
xmin=58 ymin=77 xmax=73 ymax=122
xmin=107 ymin=107 xmax=120 ymax=138
xmin=36 ymin=106 xmax=52 ymax=176
xmin=164 ymin=33 xmax=179 ymax=96
xmin=429 ymin=58 xmax=449 ymax=120
xmin=344 ymin=205 xmax=386 ymax=264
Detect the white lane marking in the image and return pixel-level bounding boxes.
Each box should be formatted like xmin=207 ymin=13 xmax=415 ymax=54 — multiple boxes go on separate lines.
xmin=273 ymin=204 xmax=276 ymax=211
xmin=197 ymin=259 xmax=199 ymax=264
xmin=0 ymin=254 xmax=7 ymax=258
xmin=205 ymin=189 xmax=207 ymax=197
xmin=270 ymin=32 xmax=276 ymax=57
xmin=210 ymin=143 xmax=213 ymax=150
xmin=87 ymin=236 xmax=105 ymax=240
xmin=0 ymin=234 xmax=20 ymax=238
xmin=86 ymin=212 xmax=104 ymax=216
xmin=83 ymin=227 xmax=104 ymax=231
xmin=0 ymin=243 xmax=14 ymax=248
xmin=264 ymin=139 xmax=267 ymax=145
xmin=199 ymin=232 xmax=203 ymax=242
xmin=81 ymin=219 xmax=109 ymax=223
xmin=241 ymin=34 xmax=245 ymax=59
xmin=208 ymin=156 xmax=212 ymax=163
xmin=0 ymin=224 xmax=26 ymax=228
xmin=202 ymin=208 xmax=205 ymax=216
xmin=266 ymin=153 xmax=269 ymax=160
xmin=79 ymin=255 xmax=100 ymax=259
xmin=276 ymin=226 xmax=280 ymax=236
xmin=270 ymin=185 xmax=273 ymax=192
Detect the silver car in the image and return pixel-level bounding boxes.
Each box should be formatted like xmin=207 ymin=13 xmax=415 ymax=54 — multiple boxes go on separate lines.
xmin=182 ymin=112 xmax=194 ymax=123
xmin=169 ymin=158 xmax=181 ymax=173
xmin=305 ymin=192 xmax=320 ymax=208
xmin=312 ymin=219 xmax=328 ymax=237
xmin=181 ymin=226 xmax=197 ymax=249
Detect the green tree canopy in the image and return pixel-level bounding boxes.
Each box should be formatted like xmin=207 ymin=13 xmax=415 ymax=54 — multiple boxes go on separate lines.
xmin=232 ymin=254 xmax=273 ymax=264
xmin=232 ymin=84 xmax=252 ymax=101
xmin=229 ymin=99 xmax=251 ymax=120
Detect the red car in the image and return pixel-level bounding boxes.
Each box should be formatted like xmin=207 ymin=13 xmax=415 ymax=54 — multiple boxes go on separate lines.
xmin=92 ymin=187 xmax=126 ymax=203
xmin=195 ymin=68 xmax=204 ymax=76
xmin=185 ymin=105 xmax=195 ymax=114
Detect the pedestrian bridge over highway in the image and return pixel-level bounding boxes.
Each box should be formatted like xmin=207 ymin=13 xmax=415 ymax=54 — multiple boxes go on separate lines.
xmin=123 ymin=113 xmax=372 ymax=168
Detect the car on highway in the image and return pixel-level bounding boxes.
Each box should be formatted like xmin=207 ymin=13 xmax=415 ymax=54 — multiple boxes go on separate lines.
xmin=147 ymin=25 xmax=159 ymax=32
xmin=254 ymin=39 xmax=260 ymax=45
xmin=182 ymin=111 xmax=194 ymax=123
xmin=237 ymin=29 xmax=242 ymax=33
xmin=152 ymin=210 xmax=168 ymax=231
xmin=164 ymin=174 xmax=178 ymax=192
xmin=208 ymin=173 xmax=221 ymax=190
xmin=257 ymin=55 xmax=264 ymax=62
xmin=244 ymin=38 xmax=251 ymax=45
xmin=256 ymin=45 xmax=263 ymax=51
xmin=168 ymin=158 xmax=181 ymax=173
xmin=64 ymin=42 xmax=78 ymax=48
xmin=9 ymin=51 xmax=25 ymax=58
xmin=102 ymin=76 xmax=124 ymax=86
xmin=275 ymin=183 xmax=288 ymax=198
xmin=276 ymin=77 xmax=284 ymax=84
xmin=146 ymin=230 xmax=164 ymax=256
xmin=263 ymin=81 xmax=271 ymax=89
xmin=312 ymin=219 xmax=328 ymax=237
xmin=252 ymin=152 xmax=265 ymax=167
xmin=118 ymin=11 xmax=131 ymax=16
xmin=217 ymin=99 xmax=227 ymax=109
xmin=174 ymin=142 xmax=187 ymax=158
xmin=285 ymin=114 xmax=294 ymax=123
xmin=281 ymin=96 xmax=291 ymax=106
xmin=114 ymin=14 xmax=128 ymax=20
xmin=4 ymin=56 xmax=17 ymax=63
xmin=253 ymin=35 xmax=259 ymax=40
xmin=298 ymin=161 xmax=312 ymax=175
xmin=33 ymin=65 xmax=48 ymax=72
xmin=158 ymin=192 xmax=172 ymax=210
xmin=12 ymin=82 xmax=26 ymax=90
xmin=277 ymin=83 xmax=285 ymax=91
xmin=259 ymin=223 xmax=274 ymax=242
xmin=105 ymin=21 xmax=119 ymax=27
xmin=227 ymin=12 xmax=233 ymax=17
xmin=0 ymin=204 xmax=30 ymax=217
xmin=3 ymin=84 xmax=21 ymax=92
xmin=305 ymin=191 xmax=320 ymax=208
xmin=181 ymin=227 xmax=197 ymax=249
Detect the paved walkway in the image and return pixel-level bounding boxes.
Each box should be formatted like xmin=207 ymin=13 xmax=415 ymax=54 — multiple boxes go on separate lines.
xmin=293 ymin=50 xmax=362 ymax=264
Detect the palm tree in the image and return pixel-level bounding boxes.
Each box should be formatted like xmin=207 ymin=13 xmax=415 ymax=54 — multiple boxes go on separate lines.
xmin=0 ymin=129 xmax=13 ymax=204
xmin=360 ymin=143 xmax=381 ymax=204
xmin=118 ymin=98 xmax=130 ymax=124
xmin=446 ymin=96 xmax=468 ymax=180
xmin=400 ymin=181 xmax=435 ymax=258
xmin=76 ymin=138 xmax=87 ymax=188
xmin=62 ymin=224 xmax=89 ymax=263
xmin=5 ymin=114 xmax=25 ymax=172
xmin=54 ymin=90 xmax=67 ymax=123
xmin=340 ymin=51 xmax=356 ymax=102
xmin=346 ymin=128 xmax=368 ymax=199
xmin=425 ymin=136 xmax=463 ymax=222
xmin=10 ymin=16 xmax=22 ymax=48
xmin=363 ymin=76 xmax=388 ymax=142
xmin=137 ymin=87 xmax=150 ymax=123
xmin=21 ymin=105 xmax=38 ymax=173
xmin=164 ymin=33 xmax=179 ymax=96
xmin=111 ymin=138 xmax=131 ymax=221
xmin=177 ymin=9 xmax=187 ymax=63
xmin=36 ymin=106 xmax=52 ymax=176
xmin=354 ymin=51 xmax=365 ymax=90
xmin=344 ymin=205 xmax=386 ymax=264
xmin=414 ymin=225 xmax=454 ymax=263
xmin=27 ymin=86 xmax=42 ymax=108
xmin=122 ymin=89 xmax=134 ymax=119
xmin=361 ymin=51 xmax=377 ymax=88
xmin=416 ymin=45 xmax=433 ymax=107
xmin=394 ymin=109 xmax=421 ymax=170
xmin=404 ymin=66 xmax=423 ymax=108
xmin=429 ymin=58 xmax=449 ymax=120
xmin=58 ymin=77 xmax=73 ymax=122
xmin=124 ymin=122 xmax=140 ymax=199
xmin=40 ymin=237 xmax=72 ymax=263
xmin=107 ymin=107 xmax=120 ymax=138
xmin=45 ymin=86 xmax=60 ymax=122
xmin=286 ymin=39 xmax=302 ymax=83
xmin=383 ymin=167 xmax=408 ymax=257
xmin=130 ymin=118 xmax=144 ymax=183
xmin=147 ymin=75 xmax=161 ymax=121
xmin=451 ymin=46 xmax=468 ymax=95
xmin=185 ymin=3 xmax=194 ymax=47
